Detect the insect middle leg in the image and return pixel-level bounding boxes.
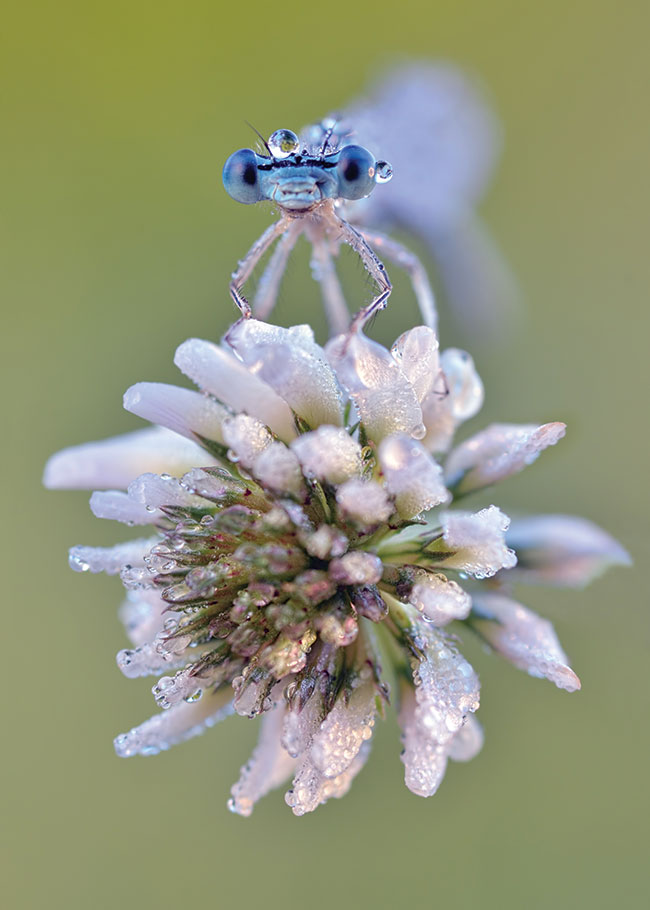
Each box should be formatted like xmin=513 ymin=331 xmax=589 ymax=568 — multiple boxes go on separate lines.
xmin=252 ymin=220 xmax=303 ymax=320
xmin=229 ymin=219 xmax=289 ymax=318
xmin=357 ymin=228 xmax=438 ymax=331
xmin=308 ymin=233 xmax=350 ymax=337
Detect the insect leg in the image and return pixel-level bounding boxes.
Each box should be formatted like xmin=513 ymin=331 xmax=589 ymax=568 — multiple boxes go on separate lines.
xmin=357 ymin=228 xmax=438 ymax=332
xmin=309 ymin=237 xmax=350 ymax=337
xmin=252 ymin=220 xmax=302 ymax=320
xmin=229 ymin=219 xmax=288 ymax=317
xmin=334 ymin=218 xmax=392 ymax=331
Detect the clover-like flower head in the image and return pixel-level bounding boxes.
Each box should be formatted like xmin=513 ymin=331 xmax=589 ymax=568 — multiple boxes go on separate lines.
xmin=44 ymin=319 xmax=629 ymax=816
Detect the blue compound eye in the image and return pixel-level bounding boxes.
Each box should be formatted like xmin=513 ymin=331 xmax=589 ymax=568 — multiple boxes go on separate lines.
xmin=336 ymin=145 xmax=377 ymax=200
xmin=222 ymin=149 xmax=263 ymax=204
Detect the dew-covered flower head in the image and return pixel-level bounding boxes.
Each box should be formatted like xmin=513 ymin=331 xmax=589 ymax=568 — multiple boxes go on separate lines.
xmin=45 ymin=318 xmax=629 ymax=816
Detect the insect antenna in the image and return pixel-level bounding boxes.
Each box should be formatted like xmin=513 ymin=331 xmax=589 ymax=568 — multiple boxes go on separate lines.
xmin=244 ymin=120 xmax=272 ymax=157
xmin=319 ymin=119 xmax=338 ymax=158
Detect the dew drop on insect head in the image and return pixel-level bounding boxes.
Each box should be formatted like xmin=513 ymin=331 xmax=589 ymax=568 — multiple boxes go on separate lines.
xmin=375 ymin=160 xmax=393 ymax=184
xmin=268 ymin=129 xmax=300 ymax=159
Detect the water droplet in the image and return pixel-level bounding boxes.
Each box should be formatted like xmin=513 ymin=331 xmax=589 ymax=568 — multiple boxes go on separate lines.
xmin=268 ymin=129 xmax=299 ymax=159
xmin=375 ymin=160 xmax=393 ymax=183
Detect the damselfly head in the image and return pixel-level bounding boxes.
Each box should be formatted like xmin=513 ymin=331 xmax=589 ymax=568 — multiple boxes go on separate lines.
xmin=222 ymin=128 xmax=392 ymax=212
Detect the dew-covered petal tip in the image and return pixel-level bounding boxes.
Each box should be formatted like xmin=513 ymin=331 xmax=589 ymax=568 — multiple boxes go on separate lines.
xmin=504 ymin=514 xmax=631 ymax=587
xmin=444 ymin=422 xmax=566 ymax=493
xmin=291 ymin=425 xmax=362 ymax=484
xmin=43 ymin=427 xmax=215 ymax=491
xmin=326 ymin=330 xmax=425 ymax=441
xmin=227 ymin=319 xmax=345 ymax=430
xmin=471 ymin=592 xmax=581 ymax=692
xmin=174 ymin=338 xmax=297 ymax=442
xmin=114 ymin=687 xmax=233 ymax=757
xmin=229 ymin=703 xmax=296 ymax=817
xmin=379 ymin=432 xmax=450 ymax=518
xmin=436 ymin=505 xmax=517 ymax=578
xmin=123 ymin=382 xmax=228 ymax=448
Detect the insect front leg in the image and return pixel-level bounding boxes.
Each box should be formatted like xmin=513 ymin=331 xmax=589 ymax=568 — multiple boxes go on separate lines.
xmin=334 ymin=218 xmax=392 ymax=332
xmin=229 ymin=219 xmax=289 ymax=318
xmin=357 ymin=228 xmax=438 ymax=331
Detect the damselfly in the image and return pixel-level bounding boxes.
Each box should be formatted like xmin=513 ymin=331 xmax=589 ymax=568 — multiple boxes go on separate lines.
xmin=222 ymin=62 xmax=514 ymax=336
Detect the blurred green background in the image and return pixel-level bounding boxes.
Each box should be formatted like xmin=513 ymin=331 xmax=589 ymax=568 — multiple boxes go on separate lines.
xmin=3 ymin=1 xmax=648 ymax=908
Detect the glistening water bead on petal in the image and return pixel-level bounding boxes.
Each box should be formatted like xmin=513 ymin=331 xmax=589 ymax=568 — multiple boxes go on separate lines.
xmin=44 ymin=318 xmax=629 ymax=816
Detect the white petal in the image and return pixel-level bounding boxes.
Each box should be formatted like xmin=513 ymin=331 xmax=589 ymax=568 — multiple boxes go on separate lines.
xmin=118 ymin=588 xmax=178 ymax=646
xmin=504 ymin=514 xmax=631 ymax=587
xmin=336 ymin=478 xmax=393 ymax=526
xmin=116 ymin=622 xmax=193 ymax=679
xmin=420 ymin=405 xmax=456 ymax=455
xmin=281 ymin=689 xmax=324 ymax=759
xmin=472 ymin=593 xmax=581 ymax=691
xmin=421 ymin=348 xmax=483 ymax=453
xmin=127 ymin=472 xmax=212 ymax=511
xmin=222 ymin=414 xmax=273 ymax=469
xmin=409 ymin=573 xmax=472 ymax=625
xmin=413 ymin=634 xmax=481 ymax=743
xmin=174 ymin=338 xmax=297 ymax=442
xmin=399 ymin=634 xmax=480 ymax=797
xmin=399 ymin=686 xmax=448 ymax=798
xmin=123 ymin=382 xmax=227 ymax=447
xmin=44 ymin=427 xmax=215 ymax=490
xmin=115 ymin=643 xmax=183 ymax=679
xmin=378 ymin=433 xmax=450 ymax=518
xmin=310 ymin=678 xmax=376 ymax=778
xmin=228 ymin=703 xmax=296 ymax=817
xmin=440 ymin=348 xmax=485 ymax=421
xmin=227 ymin=320 xmax=344 ymax=429
xmin=90 ymin=490 xmax=159 ymax=525
xmin=391 ymin=326 xmax=441 ymax=402
xmin=445 ymin=422 xmax=566 ymax=492
xmin=327 ymin=331 xmax=424 ymax=442
xmin=285 ymin=742 xmax=371 ymax=816
xmin=438 ymin=505 xmax=517 ymax=578
xmin=282 ymin=685 xmax=373 ymax=815
xmin=113 ymin=686 xmax=233 ymax=757
xmin=448 ymin=715 xmax=484 ymax=762
xmin=290 ymin=426 xmax=362 ymax=484
xmin=252 ymin=442 xmax=304 ymax=497
xmin=68 ymin=537 xmax=156 ymax=574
